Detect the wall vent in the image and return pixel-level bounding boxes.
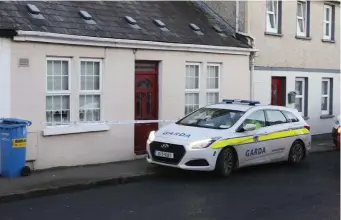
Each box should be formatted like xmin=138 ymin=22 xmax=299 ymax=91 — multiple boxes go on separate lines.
xmin=18 ymin=58 xmax=29 ymax=67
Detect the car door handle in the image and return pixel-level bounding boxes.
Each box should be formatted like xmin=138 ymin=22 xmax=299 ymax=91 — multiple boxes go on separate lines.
xmin=256 ymin=131 xmax=268 ymax=136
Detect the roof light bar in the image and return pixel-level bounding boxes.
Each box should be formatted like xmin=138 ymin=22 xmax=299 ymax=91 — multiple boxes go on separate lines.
xmin=222 ymin=99 xmax=260 ymax=105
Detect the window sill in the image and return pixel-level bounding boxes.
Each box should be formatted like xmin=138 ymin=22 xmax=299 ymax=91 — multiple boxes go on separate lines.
xmin=321 ymin=39 xmax=335 ymax=44
xmin=264 ymin=32 xmax=283 ymax=37
xmin=42 ymin=124 xmax=110 ymax=136
xmin=295 ymin=36 xmax=312 ymax=41
xmin=320 ymin=115 xmax=335 ymax=119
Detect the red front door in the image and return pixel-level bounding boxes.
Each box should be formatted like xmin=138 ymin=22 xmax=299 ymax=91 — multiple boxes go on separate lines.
xmin=134 ymin=62 xmax=159 ymax=155
xmin=271 ymin=77 xmax=286 ymax=106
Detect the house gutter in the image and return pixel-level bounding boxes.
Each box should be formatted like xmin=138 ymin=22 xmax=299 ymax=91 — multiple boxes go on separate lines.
xmin=13 ymin=31 xmax=258 ymax=55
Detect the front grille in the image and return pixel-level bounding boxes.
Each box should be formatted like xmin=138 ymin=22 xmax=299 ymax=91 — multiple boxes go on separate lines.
xmin=149 ymin=141 xmax=186 ymax=165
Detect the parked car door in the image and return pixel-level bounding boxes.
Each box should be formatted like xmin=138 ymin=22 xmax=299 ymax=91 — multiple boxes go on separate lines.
xmin=261 ymin=109 xmax=293 ymax=162
xmin=234 ymin=110 xmax=271 ymax=167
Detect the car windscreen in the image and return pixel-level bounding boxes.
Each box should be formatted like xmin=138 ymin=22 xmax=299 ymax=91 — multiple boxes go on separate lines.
xmin=176 ymin=108 xmax=245 ymax=129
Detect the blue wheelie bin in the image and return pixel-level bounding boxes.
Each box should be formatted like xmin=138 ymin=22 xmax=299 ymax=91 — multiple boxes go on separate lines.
xmin=0 ymin=118 xmax=32 ymax=178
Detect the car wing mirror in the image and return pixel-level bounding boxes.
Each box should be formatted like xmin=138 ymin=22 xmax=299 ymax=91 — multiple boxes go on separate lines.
xmin=243 ymin=124 xmax=257 ymax=132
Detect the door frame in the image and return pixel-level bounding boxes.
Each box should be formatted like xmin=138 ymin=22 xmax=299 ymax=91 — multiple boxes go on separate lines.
xmin=271 ymin=76 xmax=287 ymax=106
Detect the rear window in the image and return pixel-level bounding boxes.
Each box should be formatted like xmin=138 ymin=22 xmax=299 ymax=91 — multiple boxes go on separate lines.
xmin=282 ymin=111 xmax=299 ymax=123
xmin=176 ymin=108 xmax=245 ymax=129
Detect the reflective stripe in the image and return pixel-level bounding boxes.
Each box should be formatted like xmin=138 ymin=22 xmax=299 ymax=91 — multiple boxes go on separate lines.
xmin=210 ymin=128 xmax=309 ymax=149
xmin=211 ymin=136 xmax=253 ymax=149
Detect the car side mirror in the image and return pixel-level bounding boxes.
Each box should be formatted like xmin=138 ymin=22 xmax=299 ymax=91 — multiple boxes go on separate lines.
xmin=243 ymin=124 xmax=257 ymax=132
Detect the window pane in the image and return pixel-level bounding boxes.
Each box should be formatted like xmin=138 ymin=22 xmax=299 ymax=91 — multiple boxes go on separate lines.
xmin=295 ymin=81 xmax=303 ymax=95
xmin=242 ymin=110 xmax=266 ymax=129
xmin=207 ymin=65 xmax=219 ymax=89
xmin=79 ymin=95 xmax=101 ymax=122
xmin=93 ymin=109 xmax=100 ymax=121
xmin=185 ymin=65 xmax=199 ymax=89
xmin=298 ymin=19 xmax=304 ymax=32
xmin=54 ymin=61 xmax=62 ymax=75
xmin=94 ymin=62 xmax=100 ymax=76
xmin=47 ymin=76 xmax=53 ymax=91
xmin=265 ymin=110 xmax=287 ymax=126
xmin=81 ymin=62 xmax=86 ymax=76
xmin=94 ymin=76 xmax=100 ymax=90
xmin=295 ymin=98 xmax=302 ymax=112
xmin=53 ymin=76 xmax=62 ymax=90
xmin=267 ymin=0 xmax=274 ymax=12
xmin=325 ymin=7 xmax=330 ymax=21
xmin=81 ymin=76 xmax=86 ymax=90
xmin=47 ymin=61 xmax=53 ymax=75
xmin=282 ymin=111 xmax=299 ymax=122
xmin=54 ymin=96 xmax=61 ymax=109
xmin=46 ymin=96 xmax=53 ymax=110
xmin=62 ymin=76 xmax=69 ymax=90
xmin=325 ymin=23 xmax=330 ymax=36
xmin=46 ymin=95 xmax=70 ymax=126
xmin=297 ymin=3 xmax=303 ymax=17
xmin=86 ymin=62 xmax=94 ymax=75
xmin=206 ymin=92 xmax=219 ymax=105
xmin=269 ymin=14 xmax=275 ymax=28
xmin=321 ymin=97 xmax=328 ymax=110
xmin=62 ymin=96 xmax=69 ymax=109
xmin=85 ymin=76 xmax=94 ymax=90
xmin=62 ymin=61 xmax=68 ymax=75
xmin=322 ymin=81 xmax=328 ymax=95
xmin=185 ymin=93 xmax=199 ymax=115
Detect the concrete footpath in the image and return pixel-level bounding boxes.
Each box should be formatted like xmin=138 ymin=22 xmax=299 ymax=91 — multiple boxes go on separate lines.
xmin=0 ymin=135 xmax=338 ymax=203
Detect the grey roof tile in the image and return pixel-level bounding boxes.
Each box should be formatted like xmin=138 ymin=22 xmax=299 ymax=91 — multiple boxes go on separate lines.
xmin=0 ymin=1 xmax=250 ymax=48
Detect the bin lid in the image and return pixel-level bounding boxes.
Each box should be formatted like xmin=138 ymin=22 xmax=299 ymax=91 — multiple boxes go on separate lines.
xmin=0 ymin=118 xmax=32 ymax=128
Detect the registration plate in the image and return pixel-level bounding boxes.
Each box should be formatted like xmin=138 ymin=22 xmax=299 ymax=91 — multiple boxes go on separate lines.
xmin=155 ymin=150 xmax=174 ymax=159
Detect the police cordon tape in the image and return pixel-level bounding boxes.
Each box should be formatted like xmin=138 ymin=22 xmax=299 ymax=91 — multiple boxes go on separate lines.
xmin=38 ymin=119 xmax=178 ymax=126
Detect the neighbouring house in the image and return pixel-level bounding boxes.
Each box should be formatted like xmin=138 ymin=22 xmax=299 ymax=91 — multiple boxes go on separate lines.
xmin=205 ymin=0 xmax=341 ymax=135
xmin=0 ymin=1 xmax=256 ymax=170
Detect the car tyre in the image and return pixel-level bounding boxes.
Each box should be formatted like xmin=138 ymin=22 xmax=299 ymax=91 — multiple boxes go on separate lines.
xmin=215 ymin=147 xmax=236 ymax=177
xmin=288 ymin=140 xmax=305 ymax=165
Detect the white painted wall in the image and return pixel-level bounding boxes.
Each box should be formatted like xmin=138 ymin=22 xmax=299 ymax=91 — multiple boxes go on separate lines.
xmin=0 ymin=38 xmax=11 ymax=117
xmin=10 ymin=41 xmax=251 ymax=170
xmin=254 ymin=70 xmax=341 ymax=135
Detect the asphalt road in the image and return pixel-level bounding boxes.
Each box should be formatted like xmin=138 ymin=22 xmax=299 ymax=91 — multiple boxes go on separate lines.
xmin=0 ymin=151 xmax=339 ymax=220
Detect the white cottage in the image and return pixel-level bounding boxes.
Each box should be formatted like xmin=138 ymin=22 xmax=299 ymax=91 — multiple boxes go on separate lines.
xmin=0 ymin=1 xmax=256 ymax=170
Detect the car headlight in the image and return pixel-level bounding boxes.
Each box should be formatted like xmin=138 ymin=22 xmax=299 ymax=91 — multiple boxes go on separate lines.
xmin=189 ymin=137 xmax=221 ymax=149
xmin=147 ymin=131 xmax=156 ymax=144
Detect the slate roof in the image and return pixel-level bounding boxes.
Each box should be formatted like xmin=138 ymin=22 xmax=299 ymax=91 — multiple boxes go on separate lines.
xmin=0 ymin=1 xmax=251 ymax=48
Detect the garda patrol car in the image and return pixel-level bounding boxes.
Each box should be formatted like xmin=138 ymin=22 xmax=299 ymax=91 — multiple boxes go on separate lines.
xmin=146 ymin=99 xmax=311 ymax=177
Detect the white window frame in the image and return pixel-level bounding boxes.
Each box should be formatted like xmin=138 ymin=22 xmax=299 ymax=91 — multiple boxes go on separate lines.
xmin=45 ymin=57 xmax=72 ymax=127
xmin=206 ymin=63 xmax=221 ymax=105
xmin=78 ymin=58 xmax=103 ymax=124
xmin=266 ymin=0 xmax=279 ymax=33
xmin=295 ymin=78 xmax=305 ymax=116
xmin=296 ymin=0 xmax=307 ymax=37
xmin=323 ymin=4 xmax=332 ymax=40
xmin=321 ymin=78 xmax=331 ymax=115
